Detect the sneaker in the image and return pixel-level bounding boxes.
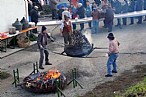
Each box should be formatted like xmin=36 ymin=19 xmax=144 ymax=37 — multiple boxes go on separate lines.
xmin=105 ymin=74 xmax=112 ymax=77
xmin=39 ymin=67 xmax=44 ymax=69
xmin=45 ymin=62 xmax=52 ymax=65
xmin=112 ymin=70 xmax=117 ymax=73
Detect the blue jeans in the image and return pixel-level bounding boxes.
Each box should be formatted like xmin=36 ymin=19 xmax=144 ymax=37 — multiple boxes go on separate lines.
xmin=80 ymin=23 xmax=84 ymax=31
xmin=107 ymin=53 xmax=118 ymax=75
xmin=92 ymin=20 xmax=99 ymax=33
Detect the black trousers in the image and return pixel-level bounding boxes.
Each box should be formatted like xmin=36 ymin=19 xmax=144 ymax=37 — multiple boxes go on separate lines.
xmin=52 ymin=9 xmax=57 ymax=19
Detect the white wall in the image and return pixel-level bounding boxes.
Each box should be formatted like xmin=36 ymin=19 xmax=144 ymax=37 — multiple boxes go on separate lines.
xmin=0 ymin=0 xmax=28 ymax=32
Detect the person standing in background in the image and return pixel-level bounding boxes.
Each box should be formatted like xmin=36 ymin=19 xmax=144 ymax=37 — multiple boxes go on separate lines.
xmin=31 ymin=6 xmax=39 ymax=33
xmin=112 ymin=0 xmax=122 ymax=28
xmin=50 ymin=0 xmax=58 ymax=19
xmin=62 ymin=8 xmax=72 ymax=21
xmin=58 ymin=6 xmax=65 ymax=20
xmin=76 ymin=3 xmax=85 ymax=31
xmin=28 ymin=0 xmax=33 ymax=22
xmin=143 ymin=0 xmax=146 ymax=21
xmin=104 ymin=4 xmax=114 ymax=32
xmin=105 ymin=33 xmax=120 ymax=77
xmin=121 ymin=0 xmax=129 ymax=25
xmin=128 ymin=0 xmax=136 ymax=25
xmin=85 ymin=0 xmax=92 ymax=29
xmin=71 ymin=3 xmax=77 ymax=30
xmin=135 ymin=0 xmax=143 ymax=24
xmin=91 ymin=7 xmax=99 ymax=34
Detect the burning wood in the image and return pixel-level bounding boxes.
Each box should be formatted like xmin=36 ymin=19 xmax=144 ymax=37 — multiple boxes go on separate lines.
xmin=22 ymin=68 xmax=67 ymax=93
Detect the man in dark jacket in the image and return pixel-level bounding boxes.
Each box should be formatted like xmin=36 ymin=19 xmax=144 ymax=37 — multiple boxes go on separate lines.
xmin=129 ymin=0 xmax=136 ymax=25
xmin=50 ymin=0 xmax=58 ymax=19
xmin=37 ymin=26 xmax=54 ymax=69
xmin=112 ymin=0 xmax=122 ymax=28
xmin=143 ymin=0 xmax=146 ymax=21
xmin=76 ymin=3 xmax=85 ymax=31
xmin=136 ymin=0 xmax=143 ymax=24
xmin=104 ymin=5 xmax=114 ymax=32
xmin=121 ymin=0 xmax=129 ymax=25
xmin=31 ymin=6 xmax=39 ymax=33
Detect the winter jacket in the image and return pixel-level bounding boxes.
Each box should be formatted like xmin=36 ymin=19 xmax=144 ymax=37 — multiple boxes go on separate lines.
xmin=30 ymin=9 xmax=38 ymax=23
xmin=77 ymin=6 xmax=85 ymax=18
xmin=49 ymin=0 xmax=58 ymax=10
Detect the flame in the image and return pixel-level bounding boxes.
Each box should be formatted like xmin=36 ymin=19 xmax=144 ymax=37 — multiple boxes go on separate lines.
xmin=35 ymin=67 xmax=61 ymax=81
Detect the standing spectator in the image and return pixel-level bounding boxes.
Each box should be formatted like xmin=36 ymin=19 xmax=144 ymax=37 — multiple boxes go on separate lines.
xmin=60 ymin=15 xmax=73 ymax=45
xmin=105 ymin=33 xmax=120 ymax=77
xmin=135 ymin=0 xmax=143 ymax=24
xmin=143 ymin=0 xmax=146 ymax=21
xmin=121 ymin=0 xmax=129 ymax=25
xmin=58 ymin=6 xmax=65 ymax=20
xmin=92 ymin=2 xmax=97 ymax=10
xmin=31 ymin=6 xmax=39 ymax=33
xmin=37 ymin=26 xmax=54 ymax=69
xmin=28 ymin=0 xmax=33 ymax=22
xmin=76 ymin=3 xmax=85 ymax=31
xmin=129 ymin=0 xmax=136 ymax=25
xmin=85 ymin=0 xmax=92 ymax=28
xmin=91 ymin=7 xmax=99 ymax=34
xmin=94 ymin=0 xmax=101 ymax=6
xmin=71 ymin=3 xmax=77 ymax=30
xmin=50 ymin=0 xmax=58 ymax=19
xmin=104 ymin=5 xmax=114 ymax=32
xmin=112 ymin=0 xmax=122 ymax=28
xmin=62 ymin=8 xmax=72 ymax=21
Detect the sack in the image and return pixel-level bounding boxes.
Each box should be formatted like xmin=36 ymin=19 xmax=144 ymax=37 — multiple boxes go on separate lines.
xmin=17 ymin=36 xmax=30 ymax=48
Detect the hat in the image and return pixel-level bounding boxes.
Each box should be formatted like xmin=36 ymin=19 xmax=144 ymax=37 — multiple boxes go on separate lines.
xmin=42 ymin=26 xmax=47 ymax=32
xmin=34 ymin=6 xmax=38 ymax=9
xmin=78 ymin=3 xmax=82 ymax=7
xmin=107 ymin=33 xmax=115 ymax=39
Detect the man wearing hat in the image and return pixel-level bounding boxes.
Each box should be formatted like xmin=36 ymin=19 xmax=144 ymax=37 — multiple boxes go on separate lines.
xmin=105 ymin=33 xmax=120 ymax=77
xmin=37 ymin=26 xmax=54 ymax=69
xmin=60 ymin=15 xmax=73 ymax=45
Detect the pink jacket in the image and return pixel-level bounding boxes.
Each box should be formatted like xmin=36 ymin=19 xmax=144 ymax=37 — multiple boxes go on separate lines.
xmin=108 ymin=39 xmax=120 ymax=54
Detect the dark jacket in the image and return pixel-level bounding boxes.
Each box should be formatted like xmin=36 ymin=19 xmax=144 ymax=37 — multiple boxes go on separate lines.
xmin=37 ymin=33 xmax=50 ymax=49
xmin=49 ymin=0 xmax=58 ymax=10
xmin=121 ymin=1 xmax=129 ymax=13
xmin=144 ymin=0 xmax=146 ymax=10
xmin=94 ymin=0 xmax=101 ymax=6
xmin=105 ymin=7 xmax=114 ymax=21
xmin=30 ymin=9 xmax=38 ymax=23
xmin=112 ymin=0 xmax=122 ymax=14
xmin=136 ymin=0 xmax=143 ymax=11
xmin=129 ymin=0 xmax=135 ymax=12
xmin=77 ymin=6 xmax=85 ymax=18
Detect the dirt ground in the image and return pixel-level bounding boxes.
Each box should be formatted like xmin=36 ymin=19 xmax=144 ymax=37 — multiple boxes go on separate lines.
xmin=81 ymin=65 xmax=146 ymax=97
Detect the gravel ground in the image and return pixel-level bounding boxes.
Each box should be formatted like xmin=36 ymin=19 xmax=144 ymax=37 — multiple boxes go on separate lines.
xmin=0 ymin=19 xmax=146 ymax=97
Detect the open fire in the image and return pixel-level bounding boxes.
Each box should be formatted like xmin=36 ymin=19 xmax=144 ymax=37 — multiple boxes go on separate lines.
xmin=22 ymin=68 xmax=67 ymax=93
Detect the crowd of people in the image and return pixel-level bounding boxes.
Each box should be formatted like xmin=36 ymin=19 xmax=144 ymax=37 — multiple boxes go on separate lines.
xmin=28 ymin=0 xmax=146 ymax=33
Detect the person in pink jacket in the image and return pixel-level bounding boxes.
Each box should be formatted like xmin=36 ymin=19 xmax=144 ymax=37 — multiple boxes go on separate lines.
xmin=105 ymin=33 xmax=120 ymax=77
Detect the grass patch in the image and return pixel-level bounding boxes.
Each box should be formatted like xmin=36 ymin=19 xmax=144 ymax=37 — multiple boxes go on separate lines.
xmin=115 ymin=77 xmax=146 ymax=97
xmin=0 ymin=71 xmax=11 ymax=79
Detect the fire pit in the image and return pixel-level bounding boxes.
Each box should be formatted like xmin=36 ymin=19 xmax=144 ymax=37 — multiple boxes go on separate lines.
xmin=64 ymin=30 xmax=93 ymax=57
xmin=22 ymin=69 xmax=67 ymax=93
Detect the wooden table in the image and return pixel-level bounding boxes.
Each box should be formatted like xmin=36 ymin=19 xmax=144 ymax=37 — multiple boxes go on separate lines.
xmin=0 ymin=26 xmax=37 ymax=52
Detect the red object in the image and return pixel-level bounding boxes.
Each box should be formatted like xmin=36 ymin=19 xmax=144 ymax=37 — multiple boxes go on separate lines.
xmin=71 ymin=0 xmax=78 ymax=7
